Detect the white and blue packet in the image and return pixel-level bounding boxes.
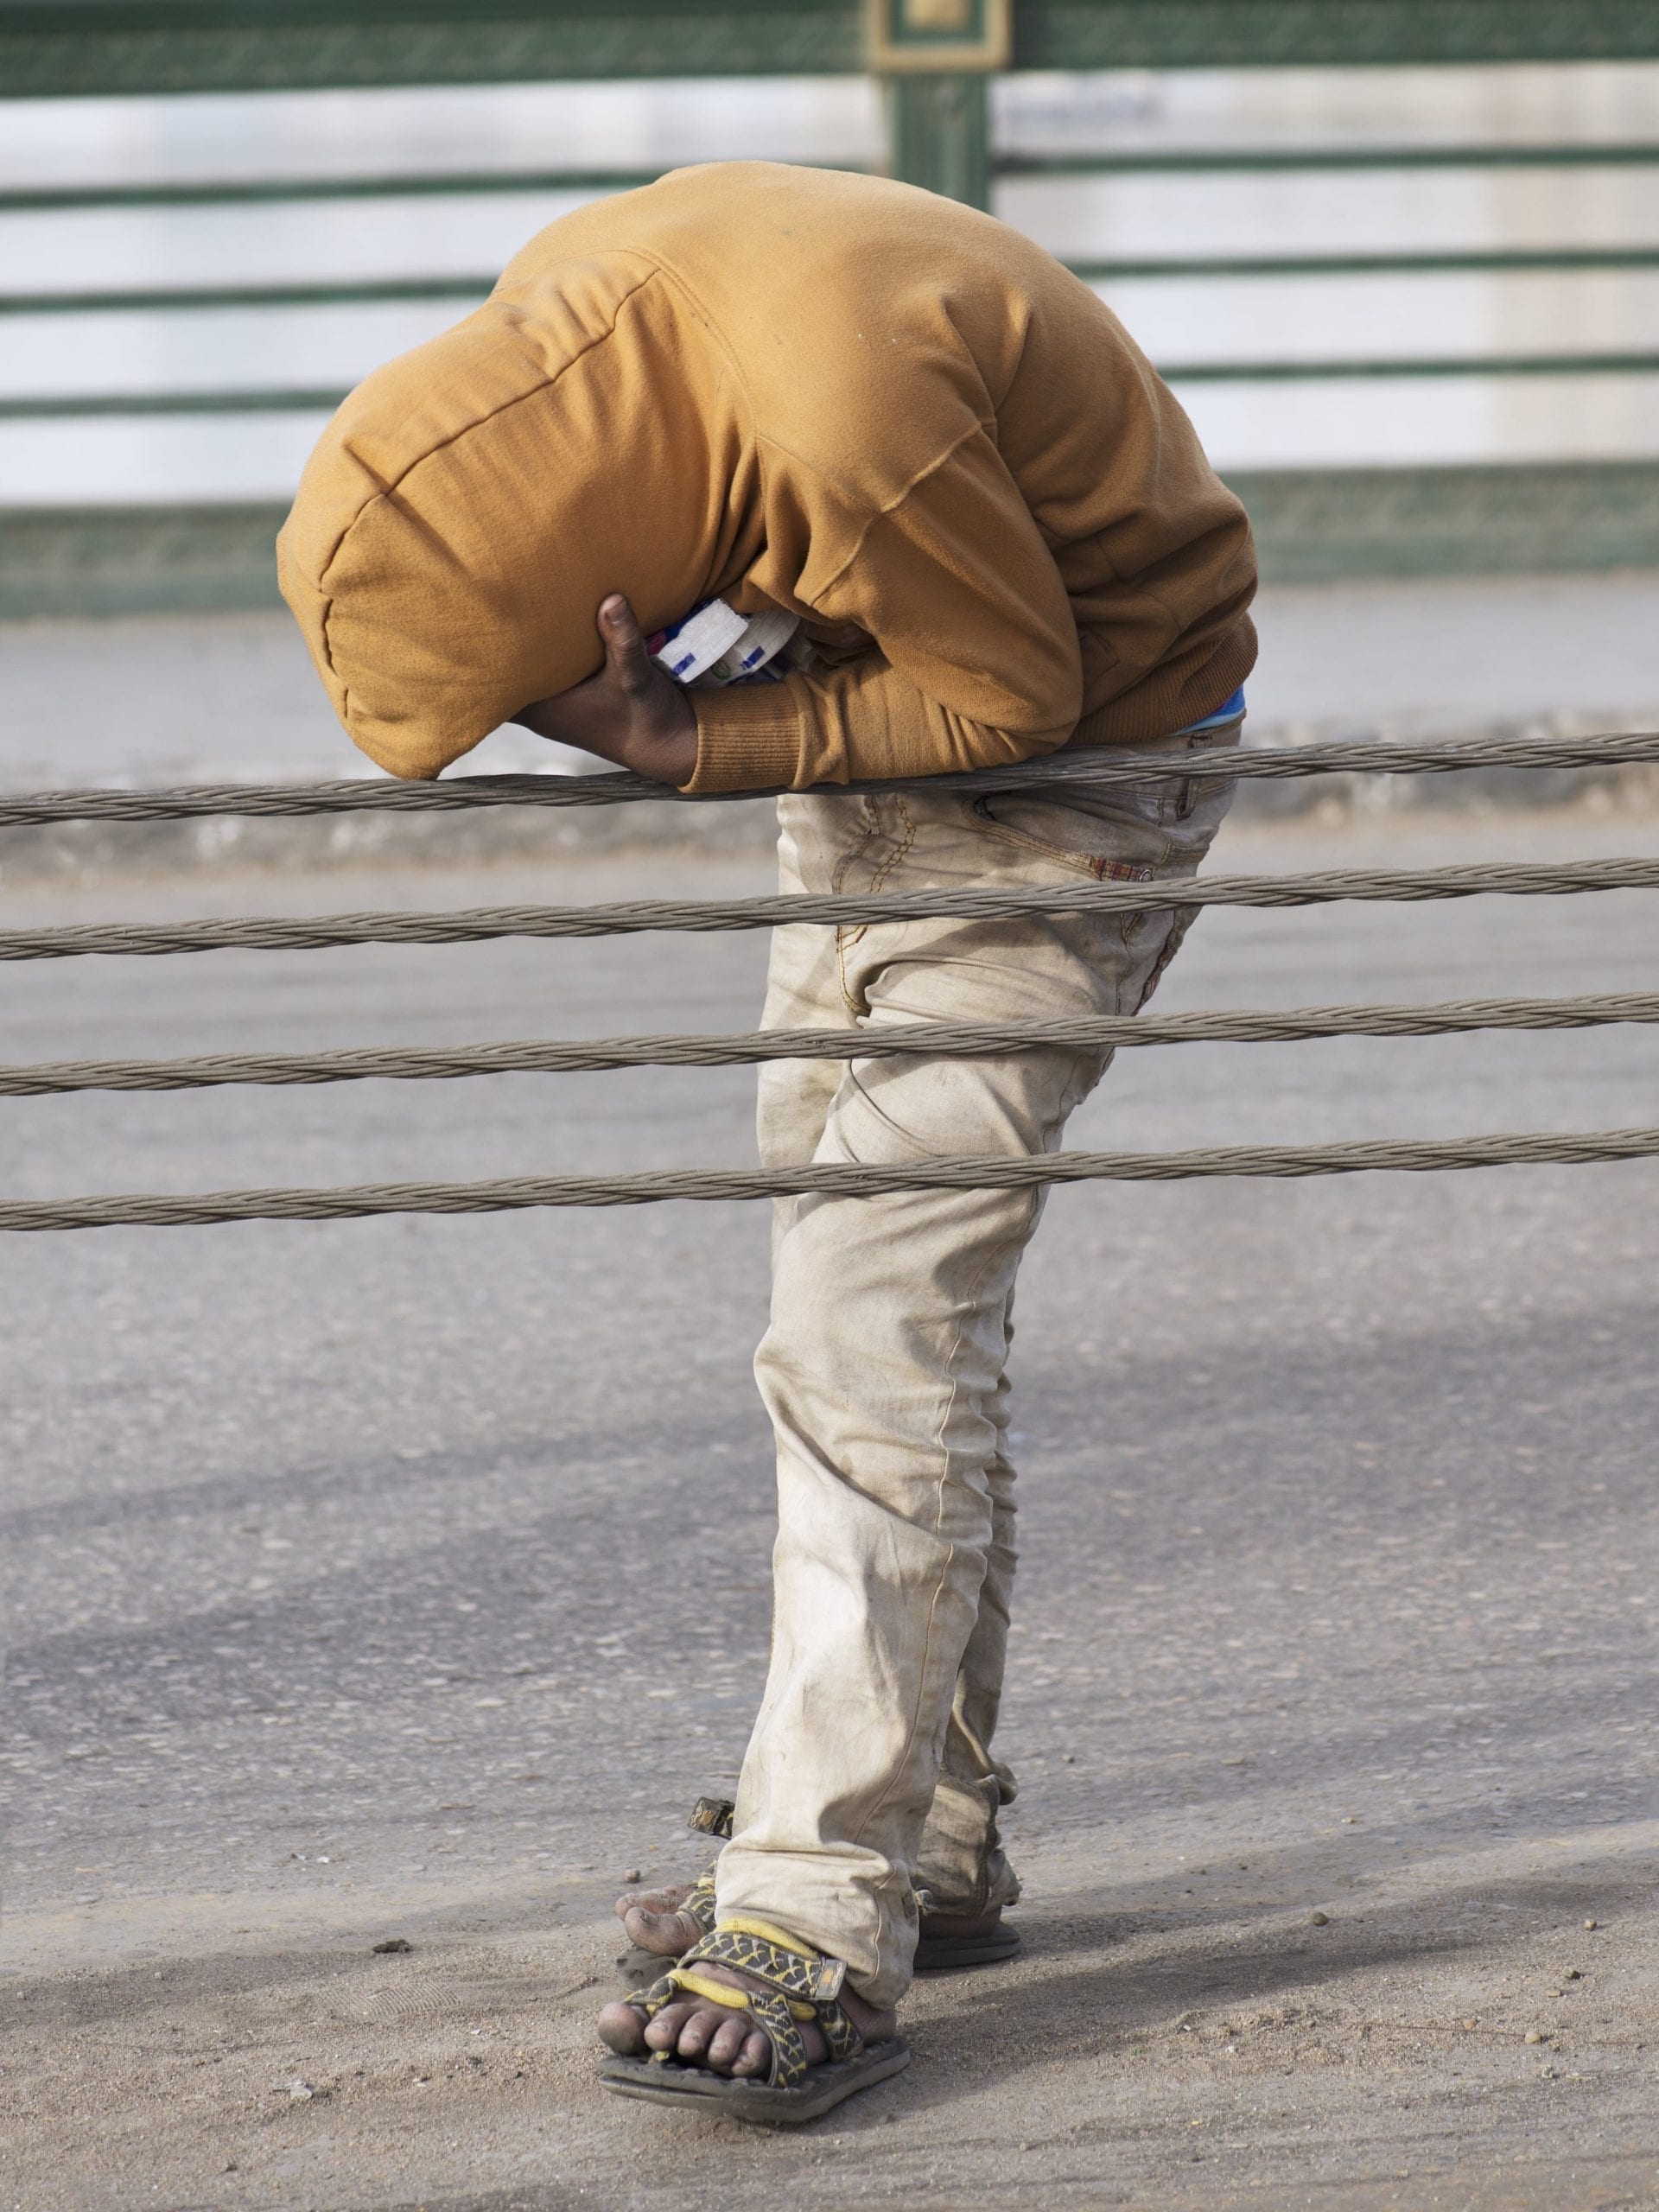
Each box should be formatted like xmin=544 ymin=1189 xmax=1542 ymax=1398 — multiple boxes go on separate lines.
xmin=649 ymin=601 xmax=1249 ymax=732
xmin=646 ymin=598 xmax=811 ymax=689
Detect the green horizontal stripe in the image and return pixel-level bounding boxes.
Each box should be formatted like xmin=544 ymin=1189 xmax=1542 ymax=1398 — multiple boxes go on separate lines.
xmin=998 ymin=143 xmax=1659 ymax=178
xmin=5 ymin=463 xmax=1656 ymax=613
xmin=3 ymin=144 xmax=1653 ymax=220
xmin=0 ymin=277 xmax=495 ymax=315
xmin=6 ymin=0 xmax=1659 ymax=101
xmin=0 ymin=0 xmax=867 ymax=97
xmin=1068 ymin=249 xmax=1659 ymax=283
xmin=0 ymin=389 xmax=350 ymax=417
xmin=11 ymin=248 xmax=1659 ymax=318
xmin=1162 ymin=353 xmax=1659 ymax=383
xmin=11 ymin=354 xmax=1659 ymax=419
xmin=0 ymin=162 xmax=863 ymax=216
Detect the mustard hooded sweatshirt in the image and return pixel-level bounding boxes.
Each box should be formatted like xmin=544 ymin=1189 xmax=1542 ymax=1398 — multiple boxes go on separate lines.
xmin=277 ymin=161 xmax=1256 ymax=792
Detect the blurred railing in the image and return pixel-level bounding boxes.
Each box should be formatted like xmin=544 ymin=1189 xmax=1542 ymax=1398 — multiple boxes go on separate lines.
xmin=5 ymin=0 xmax=1659 ymax=613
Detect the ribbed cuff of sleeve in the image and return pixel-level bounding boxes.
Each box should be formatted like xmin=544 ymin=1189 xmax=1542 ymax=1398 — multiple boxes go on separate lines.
xmin=681 ymin=683 xmax=806 ymax=794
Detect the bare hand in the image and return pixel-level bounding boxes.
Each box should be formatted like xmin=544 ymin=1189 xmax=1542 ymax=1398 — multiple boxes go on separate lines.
xmin=513 ymin=594 xmax=698 ymax=784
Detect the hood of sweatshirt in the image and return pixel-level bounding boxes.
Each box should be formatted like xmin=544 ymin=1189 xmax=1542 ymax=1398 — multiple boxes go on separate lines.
xmin=278 ymin=162 xmax=1255 ymax=788
xmin=276 ymin=232 xmax=753 ymax=779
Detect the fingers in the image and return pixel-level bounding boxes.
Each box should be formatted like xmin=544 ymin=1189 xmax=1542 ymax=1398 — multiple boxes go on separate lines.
xmin=597 ymin=593 xmax=652 ymax=693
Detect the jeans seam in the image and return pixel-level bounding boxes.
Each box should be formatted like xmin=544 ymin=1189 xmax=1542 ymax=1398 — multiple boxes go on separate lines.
xmin=846 ymin=1034 xmax=1091 ymax=1863
xmin=830 ymin=798 xmax=880 ymax=1008
xmin=845 ymin=1180 xmax=1038 ymax=1863
xmin=836 ymin=798 xmax=917 ymax=1014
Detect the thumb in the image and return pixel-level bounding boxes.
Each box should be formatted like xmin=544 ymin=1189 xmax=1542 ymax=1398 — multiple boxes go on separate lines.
xmin=597 ymin=593 xmax=652 ymax=690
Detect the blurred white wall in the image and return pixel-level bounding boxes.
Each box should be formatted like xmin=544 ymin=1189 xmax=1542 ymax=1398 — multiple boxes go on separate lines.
xmin=3 ymin=62 xmax=1658 ymax=502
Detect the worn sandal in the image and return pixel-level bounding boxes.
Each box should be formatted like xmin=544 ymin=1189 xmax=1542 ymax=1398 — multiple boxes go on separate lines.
xmin=916 ymin=1914 xmax=1022 ymax=1970
xmin=618 ymin=1796 xmax=1020 ymax=1975
xmin=599 ymin=1915 xmax=911 ymax=2126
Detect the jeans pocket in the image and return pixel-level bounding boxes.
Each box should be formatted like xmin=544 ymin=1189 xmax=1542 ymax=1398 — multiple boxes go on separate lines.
xmin=961 ymin=793 xmax=1171 ymax=878
xmin=1167 ymin=717 xmax=1245 ymax=836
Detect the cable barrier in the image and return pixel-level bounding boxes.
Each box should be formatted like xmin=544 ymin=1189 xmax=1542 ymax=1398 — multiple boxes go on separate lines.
xmin=3 ymin=730 xmax=1657 ymax=1230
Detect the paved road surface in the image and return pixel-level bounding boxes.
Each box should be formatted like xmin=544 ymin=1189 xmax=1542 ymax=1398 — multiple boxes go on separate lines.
xmin=3 ymin=804 xmax=1657 ymax=2209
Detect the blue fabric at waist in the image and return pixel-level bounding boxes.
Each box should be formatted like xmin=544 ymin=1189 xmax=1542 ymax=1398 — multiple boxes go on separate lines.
xmin=1179 ymin=685 xmax=1245 ymax=734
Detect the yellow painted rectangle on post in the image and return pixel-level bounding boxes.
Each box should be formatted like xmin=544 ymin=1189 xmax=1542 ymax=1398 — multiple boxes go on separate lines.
xmin=866 ymin=0 xmax=1011 ymax=73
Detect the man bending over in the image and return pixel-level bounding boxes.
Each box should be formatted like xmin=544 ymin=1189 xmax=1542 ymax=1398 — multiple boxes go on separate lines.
xmin=279 ymin=160 xmax=1255 ymax=2125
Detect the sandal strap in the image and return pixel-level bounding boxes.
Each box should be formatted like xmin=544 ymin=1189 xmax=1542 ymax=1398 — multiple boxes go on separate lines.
xmin=626 ymin=1920 xmax=862 ymax=2090
xmin=742 ymin=1986 xmax=810 ymax=2088
xmin=684 ymin=1916 xmax=848 ymax=2006
xmin=810 ymin=1996 xmax=862 ymax=2066
xmin=628 ymin=1968 xmax=683 ymax=2017
xmin=680 ymin=1866 xmax=718 ymax=1936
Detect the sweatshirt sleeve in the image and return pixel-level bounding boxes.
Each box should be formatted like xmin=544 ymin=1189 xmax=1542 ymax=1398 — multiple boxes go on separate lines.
xmin=683 ymin=425 xmax=1084 ymax=793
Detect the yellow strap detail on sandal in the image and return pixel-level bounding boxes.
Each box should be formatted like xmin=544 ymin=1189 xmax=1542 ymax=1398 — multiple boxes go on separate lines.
xmin=669 ymin=1967 xmax=753 ymax=2011
xmin=715 ymin=1914 xmax=819 ymax=1955
xmin=664 ymin=1964 xmax=817 ymax=2031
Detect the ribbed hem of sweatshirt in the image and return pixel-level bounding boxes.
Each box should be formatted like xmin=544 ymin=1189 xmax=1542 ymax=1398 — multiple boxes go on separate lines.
xmin=682 ymin=683 xmax=805 ymax=794
xmin=1069 ymin=620 xmax=1258 ymax=751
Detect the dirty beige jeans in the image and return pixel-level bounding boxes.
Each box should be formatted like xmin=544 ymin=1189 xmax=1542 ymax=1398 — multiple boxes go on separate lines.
xmin=714 ymin=715 xmax=1242 ymax=2009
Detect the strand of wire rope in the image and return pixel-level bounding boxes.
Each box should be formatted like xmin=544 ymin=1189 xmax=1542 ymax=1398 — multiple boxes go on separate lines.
xmin=3 ymin=728 xmax=1657 ymax=827
xmin=4 ymin=858 xmax=1656 ymax=962
xmin=4 ymin=1127 xmax=1658 ymax=1231
xmin=5 ymin=991 xmax=1658 ymax=1094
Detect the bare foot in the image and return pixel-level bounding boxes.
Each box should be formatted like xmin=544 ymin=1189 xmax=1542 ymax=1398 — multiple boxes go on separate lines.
xmin=613 ymin=1878 xmax=706 ymax=1958
xmin=597 ymin=1961 xmax=894 ymax=2079
xmin=614 ymin=1880 xmax=1009 ymax=1961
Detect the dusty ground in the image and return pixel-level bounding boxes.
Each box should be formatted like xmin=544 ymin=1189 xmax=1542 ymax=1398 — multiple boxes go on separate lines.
xmin=7 ymin=1844 xmax=1659 ymax=2212
xmin=3 ymin=806 xmax=1658 ymax=2209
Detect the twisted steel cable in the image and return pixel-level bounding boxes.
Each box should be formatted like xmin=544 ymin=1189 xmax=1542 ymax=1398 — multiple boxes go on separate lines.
xmin=4 ymin=992 xmax=1658 ymax=1095
xmin=4 ymin=1127 xmax=1658 ymax=1231
xmin=7 ymin=729 xmax=1658 ymax=1227
xmin=3 ymin=728 xmax=1657 ymax=826
xmin=5 ymin=859 xmax=1659 ymax=962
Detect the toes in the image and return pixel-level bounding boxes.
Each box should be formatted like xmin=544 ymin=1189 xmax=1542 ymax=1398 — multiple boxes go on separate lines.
xmin=702 ymin=2012 xmax=752 ymax=2071
xmin=731 ymin=2028 xmax=772 ymax=2078
xmin=614 ymin=1884 xmax=684 ymax=1923
xmin=673 ymin=2004 xmax=720 ymax=2058
xmin=604 ymin=1993 xmax=766 ymax=2073
xmin=596 ymin=2000 xmax=649 ymax=2056
xmin=623 ymin=1904 xmax=696 ymax=1955
xmin=642 ymin=1999 xmax=697 ymax=2052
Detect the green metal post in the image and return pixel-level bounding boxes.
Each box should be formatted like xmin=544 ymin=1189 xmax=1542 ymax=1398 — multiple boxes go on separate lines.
xmin=885 ymin=71 xmax=991 ymax=208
